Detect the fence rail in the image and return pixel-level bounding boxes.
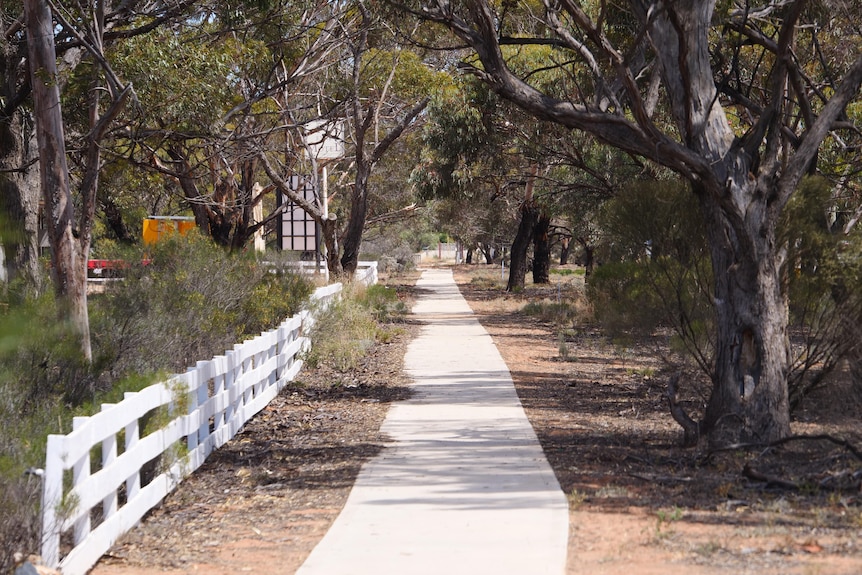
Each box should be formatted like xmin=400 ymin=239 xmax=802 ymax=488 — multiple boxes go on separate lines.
xmin=41 ymin=262 xmax=377 ymax=575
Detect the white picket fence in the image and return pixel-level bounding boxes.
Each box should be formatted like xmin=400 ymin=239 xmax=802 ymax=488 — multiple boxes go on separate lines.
xmin=41 ymin=262 xmax=378 ymax=575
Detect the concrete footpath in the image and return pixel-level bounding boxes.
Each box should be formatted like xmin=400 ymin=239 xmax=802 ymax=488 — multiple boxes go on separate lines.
xmin=294 ymin=268 xmax=569 ymax=574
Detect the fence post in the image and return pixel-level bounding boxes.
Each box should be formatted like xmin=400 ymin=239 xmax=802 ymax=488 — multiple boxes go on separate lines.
xmin=276 ymin=323 xmax=287 ymax=387
xmin=196 ymin=360 xmax=210 ymax=455
xmin=238 ymin=342 xmax=253 ymax=406
xmin=71 ymin=417 xmax=91 ymax=545
xmin=212 ymin=356 xmax=227 ymax=431
xmin=124 ymin=392 xmax=141 ymax=501
xmin=101 ymin=404 xmax=118 ymax=520
xmin=41 ymin=434 xmax=64 ymax=568
xmin=224 ymin=349 xmax=236 ymax=432
xmin=185 ymin=366 xmax=199 ymax=454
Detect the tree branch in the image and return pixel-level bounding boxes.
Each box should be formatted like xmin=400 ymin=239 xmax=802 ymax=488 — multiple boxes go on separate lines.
xmin=666 ymin=372 xmax=700 ymax=447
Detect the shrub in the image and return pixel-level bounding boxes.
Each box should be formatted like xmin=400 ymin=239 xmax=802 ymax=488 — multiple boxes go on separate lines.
xmin=355 ymin=284 xmax=407 ymax=322
xmin=780 ymin=177 xmax=862 ymax=407
xmin=92 ymin=232 xmax=312 ymax=376
xmin=0 ymin=298 xmax=71 ymax=572
xmin=304 ymin=296 xmax=378 ymax=373
xmin=589 ymin=180 xmax=716 ymax=374
xmin=521 ymin=300 xmax=576 ymax=326
xmin=590 ymin=176 xmax=862 ymax=408
xmin=303 ymin=282 xmax=408 ymax=373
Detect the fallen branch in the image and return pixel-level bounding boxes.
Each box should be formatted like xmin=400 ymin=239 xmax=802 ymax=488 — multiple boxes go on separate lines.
xmin=768 ymin=434 xmax=862 ymax=461
xmin=628 ymin=472 xmax=693 ymax=485
xmin=707 ymin=433 xmax=862 ymax=461
xmin=742 ymin=463 xmax=800 ymax=490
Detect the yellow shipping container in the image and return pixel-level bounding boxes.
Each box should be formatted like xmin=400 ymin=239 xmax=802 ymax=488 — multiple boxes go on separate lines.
xmin=143 ymin=217 xmax=196 ymax=245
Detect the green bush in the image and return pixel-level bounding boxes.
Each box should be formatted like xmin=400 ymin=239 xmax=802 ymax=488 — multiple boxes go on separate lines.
xmin=589 ymin=179 xmax=715 ymax=371
xmin=0 ymin=297 xmax=77 ymax=573
xmin=356 ymin=284 xmax=407 ymax=322
xmin=549 ymin=268 xmax=584 ymax=276
xmin=303 ymin=282 xmax=408 ymax=373
xmin=590 ymin=176 xmax=862 ymax=407
xmin=304 ymin=296 xmax=378 ymax=373
xmin=521 ymin=300 xmax=576 ymax=326
xmin=241 ymin=269 xmax=315 ymax=337
xmin=92 ymin=232 xmax=312 ymax=376
xmin=780 ymin=177 xmax=862 ymax=406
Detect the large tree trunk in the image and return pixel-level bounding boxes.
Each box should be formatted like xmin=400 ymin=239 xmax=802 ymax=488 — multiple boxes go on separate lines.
xmin=321 ymin=216 xmax=341 ymax=276
xmin=532 ymin=213 xmax=551 ymax=284
xmin=0 ymin=113 xmax=42 ymax=290
xmin=699 ymin=189 xmax=791 ymax=445
xmin=506 ymin=202 xmax=537 ymax=292
xmin=168 ymin=146 xmax=211 ymax=235
xmin=576 ymin=237 xmax=595 ymax=277
xmin=559 ymin=236 xmax=570 ymax=266
xmin=101 ymin=195 xmax=134 ymax=243
xmin=25 ymin=0 xmax=91 ymax=361
xmin=340 ymin=164 xmax=369 ymax=276
xmin=480 ymin=243 xmax=494 ymax=264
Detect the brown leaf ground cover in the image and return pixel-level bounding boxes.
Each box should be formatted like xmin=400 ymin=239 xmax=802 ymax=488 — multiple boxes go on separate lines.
xmin=92 ymin=265 xmax=861 ymax=575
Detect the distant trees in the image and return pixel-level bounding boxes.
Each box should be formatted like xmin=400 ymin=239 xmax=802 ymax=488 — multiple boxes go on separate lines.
xmin=107 ymin=0 xmax=438 ymax=275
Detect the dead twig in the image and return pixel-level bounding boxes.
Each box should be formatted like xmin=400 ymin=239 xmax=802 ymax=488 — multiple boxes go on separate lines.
xmin=707 ymin=433 xmax=862 ymax=461
xmin=742 ymin=463 xmax=800 ymax=490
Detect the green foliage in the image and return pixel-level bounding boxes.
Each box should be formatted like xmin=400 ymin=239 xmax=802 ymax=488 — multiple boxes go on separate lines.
xmin=361 ymin=48 xmax=451 ymax=101
xmin=304 ymin=296 xmax=378 ymax=373
xmin=521 ymin=300 xmax=576 ymax=327
xmin=0 ymin=296 xmax=82 ymax=573
xmin=590 ymin=175 xmax=862 ymax=406
xmin=93 ymin=232 xmax=312 ymax=376
xmin=242 ymin=269 xmax=315 ymax=337
xmin=589 ymin=179 xmax=715 ymax=372
xmin=588 ymin=261 xmax=668 ymax=333
xmin=304 ymin=283 xmax=407 ymax=372
xmin=0 ymin=233 xmax=313 ymax=569
xmin=0 ymin=290 xmax=97 ymax=411
xmin=411 ymin=78 xmax=503 ymax=200
xmin=550 ymin=268 xmax=584 ymax=276
xmin=779 ymin=177 xmax=862 ymax=405
xmin=111 ymin=30 xmax=256 ymax=131
xmin=355 ymin=284 xmax=408 ymax=322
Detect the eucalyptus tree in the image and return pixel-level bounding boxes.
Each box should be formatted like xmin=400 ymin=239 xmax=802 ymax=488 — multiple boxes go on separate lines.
xmin=21 ymin=0 xmax=192 ymax=360
xmin=405 ymin=0 xmax=862 ymax=445
xmin=111 ymin=0 xmax=440 ymax=277
xmin=414 ymin=73 xmax=637 ymax=287
xmin=334 ymin=2 xmax=443 ymax=275
xmin=113 ymin=22 xmax=278 ymax=248
xmin=2 ymin=0 xmax=192 ymax=291
xmin=412 ymin=76 xmax=553 ymax=289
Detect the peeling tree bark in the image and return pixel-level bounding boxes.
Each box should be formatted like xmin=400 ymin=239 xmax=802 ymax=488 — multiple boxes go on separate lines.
xmin=25 ymin=0 xmax=91 ymax=361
